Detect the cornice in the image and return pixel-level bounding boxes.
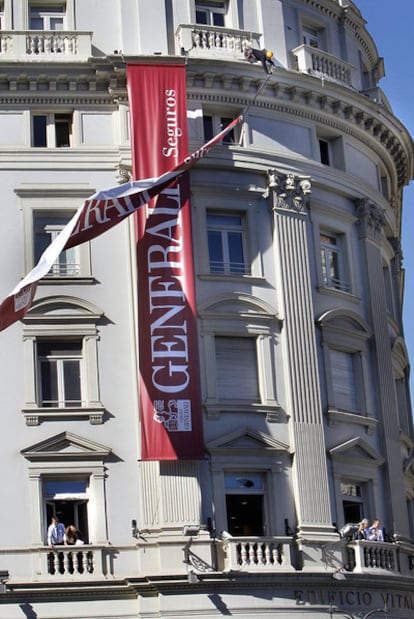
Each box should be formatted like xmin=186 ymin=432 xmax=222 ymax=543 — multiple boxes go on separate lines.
xmin=186 ymin=68 xmax=412 ymax=188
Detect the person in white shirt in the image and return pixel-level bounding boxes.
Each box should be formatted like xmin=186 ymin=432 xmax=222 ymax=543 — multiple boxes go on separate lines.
xmin=368 ymin=518 xmax=384 ymax=541
xmin=47 ymin=516 xmax=67 ymax=547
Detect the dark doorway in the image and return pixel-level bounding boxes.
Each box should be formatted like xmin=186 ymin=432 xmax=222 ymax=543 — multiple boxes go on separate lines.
xmin=226 ymin=494 xmax=264 ymax=536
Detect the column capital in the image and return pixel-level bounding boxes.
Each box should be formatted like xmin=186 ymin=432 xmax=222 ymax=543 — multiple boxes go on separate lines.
xmin=265 ymin=169 xmax=311 ymax=213
xmin=355 ymin=198 xmax=386 ymax=242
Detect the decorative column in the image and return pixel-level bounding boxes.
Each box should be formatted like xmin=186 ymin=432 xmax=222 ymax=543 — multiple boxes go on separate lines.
xmin=356 ymin=199 xmax=409 ymax=540
xmin=267 ymin=170 xmax=336 ymax=552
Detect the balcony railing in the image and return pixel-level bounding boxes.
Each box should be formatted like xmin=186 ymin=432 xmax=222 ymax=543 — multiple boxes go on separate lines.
xmin=1 ymin=538 xmax=414 ymax=582
xmin=0 ymin=31 xmax=92 ymax=61
xmin=216 ymin=536 xmax=295 ymax=572
xmin=176 ymin=24 xmax=260 ymax=60
xmin=292 ymin=44 xmax=357 ymax=89
xmin=345 ymin=540 xmax=400 ymax=575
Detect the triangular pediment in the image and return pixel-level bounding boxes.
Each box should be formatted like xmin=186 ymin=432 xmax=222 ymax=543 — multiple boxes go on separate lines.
xmin=21 ymin=431 xmax=111 ymax=461
xmin=329 ymin=437 xmax=384 ymax=466
xmin=206 ymin=426 xmax=290 ymax=455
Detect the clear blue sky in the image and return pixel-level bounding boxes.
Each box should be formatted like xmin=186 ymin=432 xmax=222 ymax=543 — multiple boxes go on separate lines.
xmin=355 ymin=1 xmax=414 ymax=396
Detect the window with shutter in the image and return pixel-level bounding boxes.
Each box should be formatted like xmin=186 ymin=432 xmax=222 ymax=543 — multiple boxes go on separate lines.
xmin=331 ymin=349 xmax=357 ymax=412
xmin=215 ymin=336 xmax=259 ymax=401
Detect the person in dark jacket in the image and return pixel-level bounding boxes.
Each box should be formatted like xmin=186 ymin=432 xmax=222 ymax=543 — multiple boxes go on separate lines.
xmin=244 ymin=47 xmax=277 ymax=74
xmin=353 ymin=518 xmax=370 ymax=540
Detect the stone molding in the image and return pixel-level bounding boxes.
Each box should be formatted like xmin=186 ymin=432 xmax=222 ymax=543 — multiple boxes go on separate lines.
xmin=265 ymin=169 xmax=311 ymax=213
xmin=355 ymin=198 xmax=386 ymax=242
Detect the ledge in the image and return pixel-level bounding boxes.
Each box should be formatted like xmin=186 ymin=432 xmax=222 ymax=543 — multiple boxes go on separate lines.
xmin=204 ymin=401 xmax=282 ymax=420
xmin=327 ymin=408 xmax=378 ymax=434
xmin=22 ymin=406 xmax=106 ymax=426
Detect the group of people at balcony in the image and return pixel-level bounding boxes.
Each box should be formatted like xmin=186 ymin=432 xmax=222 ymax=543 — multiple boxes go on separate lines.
xmin=353 ymin=518 xmax=384 ymax=541
xmin=47 ymin=516 xmax=84 ymax=547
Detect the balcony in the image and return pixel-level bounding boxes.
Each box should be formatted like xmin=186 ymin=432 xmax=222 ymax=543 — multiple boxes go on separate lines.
xmin=345 ymin=540 xmax=410 ymax=576
xmin=0 ymin=31 xmax=93 ymax=61
xmin=215 ymin=536 xmax=295 ymax=572
xmin=1 ymin=538 xmax=414 ymax=583
xmin=292 ymin=44 xmax=357 ymax=89
xmin=176 ymin=24 xmax=260 ymax=60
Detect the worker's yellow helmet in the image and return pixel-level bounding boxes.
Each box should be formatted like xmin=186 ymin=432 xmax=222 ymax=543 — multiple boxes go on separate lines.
xmin=266 ymin=50 xmax=274 ymax=59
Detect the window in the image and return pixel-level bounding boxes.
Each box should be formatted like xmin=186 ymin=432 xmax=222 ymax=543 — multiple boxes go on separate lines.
xmin=331 ymin=349 xmax=357 ymax=412
xmin=215 ymin=336 xmax=260 ymax=401
xmin=34 ymin=212 xmax=79 ymax=276
xmin=32 ymin=113 xmax=72 ymax=147
xmin=16 ymin=185 xmax=93 ymax=282
xmin=22 ymin=296 xmax=104 ymax=425
xmin=201 ymin=295 xmax=280 ymax=419
xmin=383 ymin=264 xmax=394 ymax=315
xmin=195 ymin=1 xmax=226 ymax=26
xmin=303 ymin=26 xmax=321 ymax=48
xmin=44 ymin=478 xmax=89 ymax=543
xmin=319 ymin=139 xmax=330 ymax=165
xmin=341 ymin=481 xmax=366 ymax=523
xmin=29 ymin=4 xmax=65 ymax=30
xmin=22 ymin=432 xmax=111 ymax=549
xmin=320 ymin=232 xmax=349 ymax=292
xmin=207 ymin=211 xmax=247 ymax=274
xmin=318 ymin=310 xmax=374 ymax=431
xmin=203 ymin=115 xmax=237 ymax=144
xmin=225 ymin=474 xmax=265 ymax=536
xmin=396 ymin=378 xmax=411 ymax=435
xmin=37 ymin=341 xmax=82 ymax=408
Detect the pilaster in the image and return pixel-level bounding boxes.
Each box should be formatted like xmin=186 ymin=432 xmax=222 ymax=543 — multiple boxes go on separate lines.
xmin=267 ymin=170 xmax=336 ymax=552
xmin=356 ymin=198 xmax=409 ymax=539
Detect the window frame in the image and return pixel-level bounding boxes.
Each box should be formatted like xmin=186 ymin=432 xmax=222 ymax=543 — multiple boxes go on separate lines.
xmin=200 ymin=294 xmax=281 ymax=419
xmin=341 ymin=479 xmax=369 ymax=525
xmin=32 ymin=112 xmax=73 ymax=148
xmin=203 ymin=114 xmax=240 ymax=145
xmin=320 ymin=230 xmax=350 ymax=293
xmin=21 ymin=431 xmax=111 ymax=546
xmin=16 ymin=184 xmax=94 ymax=283
xmin=207 ymin=210 xmax=248 ymax=275
xmin=195 ymin=0 xmax=227 ymax=27
xmin=192 ymin=191 xmax=263 ymax=280
xmin=21 ymin=295 xmax=105 ymax=425
xmin=26 ymin=0 xmax=74 ymax=30
xmin=330 ymin=436 xmax=384 ymax=532
xmin=37 ymin=340 xmax=83 ymax=408
xmin=29 ymin=4 xmax=65 ymax=30
xmin=34 ymin=211 xmax=81 ymax=278
xmin=206 ymin=428 xmax=292 ymax=538
xmin=318 ymin=309 xmax=376 ymax=433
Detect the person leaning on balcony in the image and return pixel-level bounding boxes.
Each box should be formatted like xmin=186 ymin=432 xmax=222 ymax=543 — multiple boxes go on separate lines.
xmin=47 ymin=516 xmax=67 ymax=547
xmin=368 ymin=518 xmax=384 ymax=541
xmin=353 ymin=518 xmax=370 ymax=540
xmin=244 ymin=47 xmax=277 ymax=75
xmin=66 ymin=524 xmax=84 ymax=545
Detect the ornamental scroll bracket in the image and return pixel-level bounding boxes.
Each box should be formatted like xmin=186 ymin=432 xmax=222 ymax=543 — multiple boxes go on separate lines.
xmin=355 ymin=198 xmax=386 ymax=242
xmin=264 ymin=169 xmax=312 ymax=213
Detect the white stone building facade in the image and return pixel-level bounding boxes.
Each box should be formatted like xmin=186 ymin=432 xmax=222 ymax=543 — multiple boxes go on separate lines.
xmin=0 ymin=0 xmax=413 ymax=617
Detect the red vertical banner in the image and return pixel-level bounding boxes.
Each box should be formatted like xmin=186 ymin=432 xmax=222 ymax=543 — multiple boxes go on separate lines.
xmin=127 ymin=62 xmax=204 ymax=460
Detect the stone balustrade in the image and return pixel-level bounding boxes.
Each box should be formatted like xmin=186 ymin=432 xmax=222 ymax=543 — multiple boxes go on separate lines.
xmin=0 ymin=538 xmax=413 ymax=582
xmin=345 ymin=540 xmax=400 ymax=575
xmin=292 ymin=43 xmax=357 ymax=88
xmin=216 ymin=536 xmax=295 ymax=572
xmin=0 ymin=31 xmax=92 ymax=60
xmin=176 ymin=24 xmax=260 ymax=60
